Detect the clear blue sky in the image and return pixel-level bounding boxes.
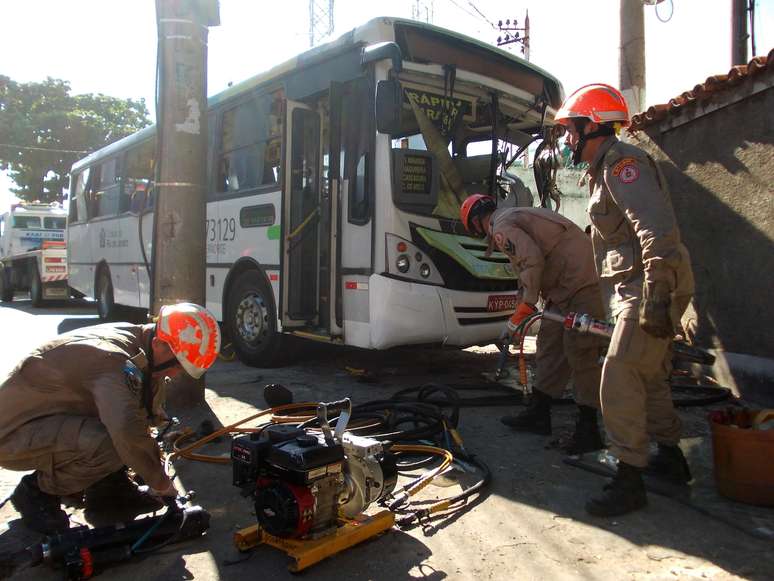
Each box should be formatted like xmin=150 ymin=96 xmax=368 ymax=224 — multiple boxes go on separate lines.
xmin=1 ymin=0 xmax=772 ymax=208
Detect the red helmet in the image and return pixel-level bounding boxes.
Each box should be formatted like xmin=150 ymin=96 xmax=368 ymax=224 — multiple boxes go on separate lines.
xmin=555 ymin=83 xmax=630 ymax=126
xmin=460 ymin=194 xmax=497 ymax=237
xmin=156 ymin=303 xmax=221 ymax=379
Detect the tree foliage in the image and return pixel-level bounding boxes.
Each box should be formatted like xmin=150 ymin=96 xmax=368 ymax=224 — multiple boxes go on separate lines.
xmin=0 ymin=75 xmax=151 ymax=203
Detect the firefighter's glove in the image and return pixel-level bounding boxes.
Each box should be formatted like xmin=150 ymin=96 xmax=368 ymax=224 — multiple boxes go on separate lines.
xmin=500 ymin=303 xmax=537 ymax=343
xmin=639 ymin=280 xmax=673 ymax=338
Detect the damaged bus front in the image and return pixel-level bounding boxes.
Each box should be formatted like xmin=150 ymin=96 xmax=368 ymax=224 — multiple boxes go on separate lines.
xmin=361 ymin=18 xmax=565 ymax=349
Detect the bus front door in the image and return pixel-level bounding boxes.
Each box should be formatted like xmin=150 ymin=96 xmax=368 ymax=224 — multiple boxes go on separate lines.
xmin=281 ymin=102 xmax=322 ymax=328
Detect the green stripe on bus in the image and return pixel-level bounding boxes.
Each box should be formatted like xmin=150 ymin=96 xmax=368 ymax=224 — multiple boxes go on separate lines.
xmin=416 ymin=227 xmax=516 ymax=280
xmin=267 ymin=225 xmax=281 ymax=240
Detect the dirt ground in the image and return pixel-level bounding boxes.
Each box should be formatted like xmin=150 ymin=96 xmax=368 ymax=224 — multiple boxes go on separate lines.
xmin=2 ymin=339 xmax=774 ymax=581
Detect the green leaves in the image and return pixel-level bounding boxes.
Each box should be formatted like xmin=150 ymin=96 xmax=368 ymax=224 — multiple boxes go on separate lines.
xmin=0 ymin=75 xmax=151 ymax=203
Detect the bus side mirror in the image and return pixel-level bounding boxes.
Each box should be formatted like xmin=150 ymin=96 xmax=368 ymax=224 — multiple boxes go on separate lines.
xmin=375 ymin=80 xmax=402 ymax=135
xmin=361 ymin=42 xmax=403 ymax=73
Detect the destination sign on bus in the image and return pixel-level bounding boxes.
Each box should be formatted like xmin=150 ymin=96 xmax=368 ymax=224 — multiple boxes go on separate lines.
xmin=403 ymin=87 xmax=474 ymax=138
xmin=400 ymin=154 xmax=432 ymax=195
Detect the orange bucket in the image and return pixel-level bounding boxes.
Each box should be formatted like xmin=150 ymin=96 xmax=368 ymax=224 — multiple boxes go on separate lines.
xmin=709 ymin=410 xmax=774 ymax=506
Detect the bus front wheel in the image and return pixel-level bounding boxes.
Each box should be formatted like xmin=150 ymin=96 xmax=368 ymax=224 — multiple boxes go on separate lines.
xmin=225 ymin=270 xmax=290 ymax=368
xmin=96 ymin=267 xmax=116 ymax=320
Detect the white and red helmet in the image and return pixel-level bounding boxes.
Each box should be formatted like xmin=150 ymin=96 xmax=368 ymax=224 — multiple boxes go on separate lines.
xmin=156 ymin=303 xmax=220 ymax=378
xmin=555 ymin=83 xmax=630 ymax=126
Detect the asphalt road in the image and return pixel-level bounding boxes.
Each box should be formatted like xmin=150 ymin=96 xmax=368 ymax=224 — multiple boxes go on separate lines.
xmin=1 ymin=297 xmax=774 ymax=580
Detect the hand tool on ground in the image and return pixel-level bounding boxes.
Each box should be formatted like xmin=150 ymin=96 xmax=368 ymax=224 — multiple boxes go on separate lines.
xmin=24 ymin=493 xmax=209 ymax=580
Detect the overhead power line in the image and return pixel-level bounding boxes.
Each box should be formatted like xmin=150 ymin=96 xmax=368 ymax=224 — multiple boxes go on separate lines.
xmin=466 ymin=0 xmax=496 ymax=28
xmin=444 ymin=0 xmax=493 ymax=28
xmin=0 ymin=143 xmax=91 ymax=154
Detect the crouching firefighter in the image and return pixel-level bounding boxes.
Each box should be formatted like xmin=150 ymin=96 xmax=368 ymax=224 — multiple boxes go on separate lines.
xmin=460 ymin=195 xmax=607 ymax=454
xmin=0 ymin=303 xmax=221 ymax=534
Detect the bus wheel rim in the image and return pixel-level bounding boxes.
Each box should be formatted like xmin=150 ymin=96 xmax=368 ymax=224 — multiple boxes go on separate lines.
xmin=236 ymin=292 xmax=267 ymax=344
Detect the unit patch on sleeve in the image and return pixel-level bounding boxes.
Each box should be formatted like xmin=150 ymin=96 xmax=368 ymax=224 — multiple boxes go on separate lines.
xmin=611 ymin=157 xmax=640 ymax=184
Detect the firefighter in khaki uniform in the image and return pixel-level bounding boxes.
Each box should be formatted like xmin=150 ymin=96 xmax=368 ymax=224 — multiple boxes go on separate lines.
xmin=460 ymin=198 xmax=606 ymax=454
xmin=0 ymin=303 xmax=220 ymax=534
xmin=555 ymin=83 xmax=695 ymax=517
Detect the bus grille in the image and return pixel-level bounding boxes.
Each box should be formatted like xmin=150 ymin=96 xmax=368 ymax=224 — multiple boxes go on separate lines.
xmin=411 ymin=226 xmax=519 ymax=293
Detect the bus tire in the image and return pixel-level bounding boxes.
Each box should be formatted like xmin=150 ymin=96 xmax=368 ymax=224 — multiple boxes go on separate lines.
xmin=226 ymin=269 xmax=291 ymax=368
xmin=96 ymin=267 xmax=117 ymax=321
xmin=0 ymin=268 xmax=13 ymax=302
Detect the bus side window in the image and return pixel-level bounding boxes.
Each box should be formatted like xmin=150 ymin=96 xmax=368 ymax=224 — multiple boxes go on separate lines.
xmin=94 ymin=158 xmax=120 ymax=217
xmin=69 ymin=171 xmax=82 ymax=223
xmin=217 ymin=94 xmax=277 ymax=193
xmin=82 ymin=166 xmax=100 ymax=220
xmin=121 ymin=140 xmax=155 ymax=214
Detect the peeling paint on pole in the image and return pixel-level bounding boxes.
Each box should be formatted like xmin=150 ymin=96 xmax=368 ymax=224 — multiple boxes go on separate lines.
xmin=175 ymin=98 xmax=201 ymax=134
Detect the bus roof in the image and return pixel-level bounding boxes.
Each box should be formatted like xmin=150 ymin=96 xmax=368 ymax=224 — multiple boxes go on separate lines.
xmin=72 ymin=17 xmax=564 ymax=173
xmin=10 ymin=202 xmax=67 ymax=216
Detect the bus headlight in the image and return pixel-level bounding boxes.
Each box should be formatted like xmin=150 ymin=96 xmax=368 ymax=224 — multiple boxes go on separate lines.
xmin=385 ymin=233 xmax=444 ymax=285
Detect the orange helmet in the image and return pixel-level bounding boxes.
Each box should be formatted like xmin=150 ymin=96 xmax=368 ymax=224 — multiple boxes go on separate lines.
xmin=555 ymin=83 xmax=630 ymax=126
xmin=156 ymin=303 xmax=221 ymax=379
xmin=460 ymin=194 xmax=497 ymax=237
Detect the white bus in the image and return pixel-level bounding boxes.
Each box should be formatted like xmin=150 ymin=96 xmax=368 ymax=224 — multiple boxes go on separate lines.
xmin=67 ymin=17 xmax=565 ymax=367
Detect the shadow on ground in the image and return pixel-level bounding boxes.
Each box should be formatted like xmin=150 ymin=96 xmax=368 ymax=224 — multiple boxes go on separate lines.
xmin=3 ymin=330 xmax=774 ymax=579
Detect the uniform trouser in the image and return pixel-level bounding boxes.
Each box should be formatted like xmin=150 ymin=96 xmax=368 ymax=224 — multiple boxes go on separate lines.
xmin=601 ymin=312 xmax=681 ymax=467
xmin=0 ymin=415 xmax=124 ymax=496
xmin=535 ymin=285 xmax=606 ymax=409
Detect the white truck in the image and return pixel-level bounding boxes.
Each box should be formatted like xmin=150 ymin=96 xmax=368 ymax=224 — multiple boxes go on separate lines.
xmin=0 ymin=202 xmax=69 ymax=306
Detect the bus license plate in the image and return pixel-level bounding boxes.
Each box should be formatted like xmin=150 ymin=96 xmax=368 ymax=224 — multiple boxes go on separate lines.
xmin=487 ymin=294 xmax=518 ymax=313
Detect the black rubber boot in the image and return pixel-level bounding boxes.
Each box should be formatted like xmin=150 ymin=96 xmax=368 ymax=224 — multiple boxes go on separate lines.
xmin=646 ymin=443 xmax=692 ymax=484
xmin=10 ymin=473 xmax=70 ymax=535
xmin=586 ymin=462 xmax=648 ymax=517
xmin=500 ymin=390 xmax=552 ymax=435
xmin=564 ymin=405 xmax=604 ymax=455
xmin=85 ymin=468 xmax=164 ymax=524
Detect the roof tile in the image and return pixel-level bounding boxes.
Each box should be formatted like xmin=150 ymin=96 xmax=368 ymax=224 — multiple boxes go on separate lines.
xmin=629 ymin=49 xmax=774 ymax=131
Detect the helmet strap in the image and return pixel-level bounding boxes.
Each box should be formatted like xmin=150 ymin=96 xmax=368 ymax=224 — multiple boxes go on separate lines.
xmin=572 ymin=120 xmax=615 ymax=165
xmin=142 ymin=331 xmax=178 ymax=419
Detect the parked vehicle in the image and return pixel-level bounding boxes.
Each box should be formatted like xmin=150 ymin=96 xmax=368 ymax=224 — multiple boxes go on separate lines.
xmin=66 ymin=17 xmax=565 ymax=366
xmin=0 ymin=203 xmax=69 ymax=306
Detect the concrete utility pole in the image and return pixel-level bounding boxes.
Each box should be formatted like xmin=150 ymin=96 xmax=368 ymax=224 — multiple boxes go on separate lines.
xmin=496 ymin=13 xmax=529 ymax=59
xmin=731 ymin=0 xmax=749 ymax=65
xmin=154 ymin=0 xmax=219 ymax=403
xmin=619 ymin=0 xmax=645 ymax=117
xmin=523 ymin=10 xmax=530 ymax=61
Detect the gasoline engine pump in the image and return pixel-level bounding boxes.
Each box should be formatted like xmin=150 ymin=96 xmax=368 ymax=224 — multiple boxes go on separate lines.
xmin=230 ymin=399 xmax=399 ymax=569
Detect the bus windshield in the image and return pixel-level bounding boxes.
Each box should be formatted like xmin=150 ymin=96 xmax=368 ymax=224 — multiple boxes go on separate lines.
xmin=12 ymin=216 xmax=41 ymax=229
xmin=389 ymin=80 xmax=544 ymax=221
xmin=44 ymin=217 xmax=66 ymax=230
